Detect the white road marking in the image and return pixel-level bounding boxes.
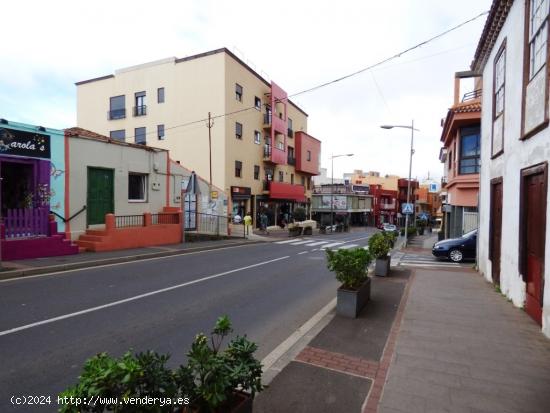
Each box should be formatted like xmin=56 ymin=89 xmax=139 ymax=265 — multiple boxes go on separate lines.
xmin=275 ymin=238 xmax=303 ymax=244
xmin=305 ymin=241 xmax=329 ymax=246
xmin=320 ymin=242 xmax=344 ymax=249
xmin=297 ymin=251 xmax=308 ymax=255
xmin=290 ymin=240 xmax=317 ymax=245
xmin=337 ymin=244 xmax=360 ymax=250
xmin=0 ymin=256 xmax=290 ymax=337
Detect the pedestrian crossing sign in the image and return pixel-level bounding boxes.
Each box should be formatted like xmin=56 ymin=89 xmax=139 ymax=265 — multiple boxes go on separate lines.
xmin=402 ymin=203 xmax=414 ymax=215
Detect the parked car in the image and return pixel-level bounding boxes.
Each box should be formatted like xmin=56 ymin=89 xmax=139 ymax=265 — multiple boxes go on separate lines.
xmin=382 ymin=224 xmax=399 ymax=235
xmin=432 ymin=229 xmax=477 ymax=262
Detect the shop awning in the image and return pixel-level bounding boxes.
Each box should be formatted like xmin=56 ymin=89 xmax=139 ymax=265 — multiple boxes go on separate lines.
xmin=269 ymin=182 xmax=306 ymax=202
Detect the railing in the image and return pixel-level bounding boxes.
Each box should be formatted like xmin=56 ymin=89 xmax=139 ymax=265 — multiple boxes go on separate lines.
xmin=462 ymin=89 xmax=482 ymax=102
xmin=263 ymin=145 xmax=272 ymax=159
xmin=108 ymin=108 xmax=126 ymax=120
xmin=133 ymin=105 xmax=147 ymax=116
xmin=287 ymin=128 xmax=294 ymax=137
xmin=263 ymin=114 xmax=272 ymax=125
xmin=188 ymin=212 xmax=230 ymax=236
xmin=115 ymin=214 xmax=144 ymax=228
xmin=4 ymin=207 xmax=49 ymax=238
xmin=287 ymin=156 xmax=296 ymax=165
xmin=380 ymin=202 xmax=396 ymax=210
xmin=152 ymin=213 xmax=179 ymax=225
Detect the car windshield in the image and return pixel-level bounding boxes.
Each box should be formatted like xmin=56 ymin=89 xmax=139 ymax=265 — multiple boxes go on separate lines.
xmin=461 ymin=229 xmax=477 ymax=239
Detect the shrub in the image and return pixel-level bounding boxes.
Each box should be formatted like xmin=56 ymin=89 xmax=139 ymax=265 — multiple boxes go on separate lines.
xmin=326 ymin=248 xmax=372 ymax=289
xmin=59 ymin=316 xmax=264 ymax=413
xmin=293 ymin=207 xmax=306 ymax=222
xmin=368 ymin=233 xmax=392 ymax=259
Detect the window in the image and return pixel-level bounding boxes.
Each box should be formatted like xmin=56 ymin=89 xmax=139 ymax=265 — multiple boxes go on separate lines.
xmin=235 ymin=83 xmax=243 ymax=102
xmin=448 ymin=150 xmax=453 ymax=172
xmin=134 ymin=91 xmax=146 ymax=116
xmin=236 ymin=122 xmax=243 ymax=139
xmin=254 ymin=165 xmax=260 ymax=180
xmin=254 ymin=130 xmax=261 ymax=144
xmin=157 ymin=87 xmax=165 ymax=103
xmin=157 ymin=124 xmax=165 ymax=140
xmin=254 ymin=96 xmax=261 ymax=110
xmin=279 ymin=171 xmax=284 ymax=182
xmin=109 ymin=95 xmax=125 ymax=119
xmin=459 ymin=127 xmax=480 ymax=174
xmin=291 ymin=173 xmax=294 ymax=185
xmin=128 ymin=173 xmax=147 ymax=202
xmin=494 ymin=47 xmax=506 ymax=118
xmin=288 ymin=118 xmax=293 ymax=136
xmin=135 ymin=127 xmax=146 ymax=145
xmin=307 ymin=150 xmax=311 ymax=161
xmin=307 ymin=177 xmax=311 ymax=190
xmin=529 ymin=0 xmax=549 ymax=78
xmin=110 ymin=130 xmax=125 ymax=141
xmin=301 ymin=176 xmax=305 ymax=186
xmin=235 ymin=161 xmax=242 ymax=178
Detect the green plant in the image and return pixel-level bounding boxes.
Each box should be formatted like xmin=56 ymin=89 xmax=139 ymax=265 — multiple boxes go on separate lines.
xmin=326 ymin=248 xmax=372 ymax=289
xmin=368 ymin=233 xmax=392 ymax=259
xmin=293 ymin=207 xmax=306 ymax=222
xmin=59 ymin=316 xmax=264 ymax=413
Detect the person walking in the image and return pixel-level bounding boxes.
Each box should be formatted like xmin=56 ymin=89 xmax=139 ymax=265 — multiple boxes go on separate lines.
xmin=243 ymin=212 xmax=252 ymax=237
xmin=260 ymin=212 xmax=269 ymax=234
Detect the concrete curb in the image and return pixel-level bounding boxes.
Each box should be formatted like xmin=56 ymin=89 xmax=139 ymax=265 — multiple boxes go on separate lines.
xmin=0 ymin=240 xmax=265 ymax=281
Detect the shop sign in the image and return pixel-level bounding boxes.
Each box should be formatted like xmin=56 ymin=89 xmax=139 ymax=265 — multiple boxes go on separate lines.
xmin=321 ymin=195 xmax=347 ymax=209
xmin=231 ymin=186 xmax=251 ymax=198
xmin=211 ymin=191 xmax=218 ymax=199
xmin=0 ymin=127 xmax=51 ymax=159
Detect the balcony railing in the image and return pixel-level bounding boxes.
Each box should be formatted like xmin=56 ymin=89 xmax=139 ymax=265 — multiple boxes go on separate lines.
xmin=263 ymin=113 xmax=272 ymax=125
xmin=287 ymin=128 xmax=294 ymax=138
xmin=133 ymin=105 xmax=147 ymax=116
xmin=380 ymin=202 xmax=396 ymax=210
xmin=462 ymin=89 xmax=482 ymax=102
xmin=108 ymin=108 xmax=126 ymax=120
xmin=287 ymin=156 xmax=296 ymax=165
xmin=263 ymin=145 xmax=272 ymax=159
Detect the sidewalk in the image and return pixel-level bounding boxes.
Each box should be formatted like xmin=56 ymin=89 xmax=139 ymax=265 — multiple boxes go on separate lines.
xmin=255 ymin=234 xmax=550 ymax=413
xmin=0 ymin=237 xmax=263 ymax=280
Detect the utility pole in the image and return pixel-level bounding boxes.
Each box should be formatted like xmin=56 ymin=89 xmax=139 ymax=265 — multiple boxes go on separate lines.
xmin=206 ymin=112 xmax=214 ymax=200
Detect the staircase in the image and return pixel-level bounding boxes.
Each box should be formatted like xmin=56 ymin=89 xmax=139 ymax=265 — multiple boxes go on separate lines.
xmin=76 ymin=229 xmax=111 ymax=252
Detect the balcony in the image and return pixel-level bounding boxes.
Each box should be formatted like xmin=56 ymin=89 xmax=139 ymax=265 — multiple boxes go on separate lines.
xmin=263 ymin=145 xmax=272 ymax=160
xmin=108 ymin=108 xmax=126 ymax=120
xmin=263 ymin=113 xmax=272 ymax=126
xmin=380 ymin=202 xmax=396 ymax=210
xmin=133 ymin=105 xmax=147 ymax=117
xmin=287 ymin=128 xmax=294 ymax=138
xmin=287 ymin=156 xmax=296 ymax=166
xmin=462 ymin=89 xmax=482 ymax=102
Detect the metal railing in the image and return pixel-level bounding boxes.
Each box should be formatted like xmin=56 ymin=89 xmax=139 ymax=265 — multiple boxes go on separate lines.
xmin=462 ymin=89 xmax=482 ymax=102
xmin=115 ymin=214 xmax=144 ymax=228
xmin=133 ymin=105 xmax=147 ymax=116
xmin=152 ymin=213 xmax=179 ymax=225
xmin=263 ymin=114 xmax=272 ymax=125
xmin=287 ymin=156 xmax=296 ymax=165
xmin=263 ymin=145 xmax=272 ymax=158
xmin=287 ymin=128 xmax=294 ymax=137
xmin=108 ymin=108 xmax=126 ymax=120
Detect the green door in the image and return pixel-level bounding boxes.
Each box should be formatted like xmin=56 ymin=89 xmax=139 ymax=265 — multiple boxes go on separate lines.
xmin=87 ymin=167 xmax=114 ymax=225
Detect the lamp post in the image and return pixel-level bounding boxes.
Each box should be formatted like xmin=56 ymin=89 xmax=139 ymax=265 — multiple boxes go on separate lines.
xmin=380 ymin=121 xmax=418 ymax=247
xmin=331 ymin=153 xmax=354 ymax=232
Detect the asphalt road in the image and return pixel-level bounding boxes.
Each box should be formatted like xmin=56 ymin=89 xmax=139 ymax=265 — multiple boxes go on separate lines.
xmin=0 ymin=229 xmax=376 ymax=412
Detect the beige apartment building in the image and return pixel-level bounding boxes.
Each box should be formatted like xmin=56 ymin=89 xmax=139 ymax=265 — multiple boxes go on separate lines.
xmin=76 ymin=48 xmax=321 ymax=226
xmin=349 ymin=170 xmax=399 ymax=191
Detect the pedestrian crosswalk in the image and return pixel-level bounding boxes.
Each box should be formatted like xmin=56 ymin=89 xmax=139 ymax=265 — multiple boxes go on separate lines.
xmin=274 ymin=238 xmax=361 ymax=250
xmin=395 ymin=253 xmax=470 ymax=268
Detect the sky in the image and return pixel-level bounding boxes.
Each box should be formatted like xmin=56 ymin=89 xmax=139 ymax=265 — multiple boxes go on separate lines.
xmin=0 ymin=0 xmax=492 ymax=181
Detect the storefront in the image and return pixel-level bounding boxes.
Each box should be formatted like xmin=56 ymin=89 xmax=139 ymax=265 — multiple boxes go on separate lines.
xmin=230 ymin=186 xmax=251 ymax=218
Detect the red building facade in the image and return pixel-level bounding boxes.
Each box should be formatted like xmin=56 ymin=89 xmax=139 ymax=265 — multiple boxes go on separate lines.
xmin=370 ymin=184 xmax=398 ymax=227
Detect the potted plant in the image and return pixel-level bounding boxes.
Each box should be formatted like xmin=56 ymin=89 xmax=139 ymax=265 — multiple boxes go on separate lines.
xmin=326 ymin=248 xmax=372 ymax=318
xmin=368 ymin=232 xmax=392 ymax=277
xmin=59 ymin=316 xmax=263 ymax=413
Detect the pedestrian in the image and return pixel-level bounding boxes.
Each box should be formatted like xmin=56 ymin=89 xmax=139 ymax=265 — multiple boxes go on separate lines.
xmin=260 ymin=212 xmax=268 ymax=234
xmin=243 ymin=212 xmax=252 ymax=236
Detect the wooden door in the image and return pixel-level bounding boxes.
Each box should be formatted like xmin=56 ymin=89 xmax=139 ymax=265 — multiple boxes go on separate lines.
xmin=521 ymin=164 xmax=547 ymax=325
xmin=87 ymin=167 xmax=114 ymax=226
xmin=490 ymin=179 xmax=503 ymax=285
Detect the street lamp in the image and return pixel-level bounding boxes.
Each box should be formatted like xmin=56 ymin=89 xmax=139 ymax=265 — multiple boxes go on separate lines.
xmin=380 ymin=121 xmax=419 ymax=247
xmin=331 ymin=153 xmax=354 ymax=232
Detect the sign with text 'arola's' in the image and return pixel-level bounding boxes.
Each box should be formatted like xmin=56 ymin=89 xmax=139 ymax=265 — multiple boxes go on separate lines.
xmin=0 ymin=127 xmax=51 ymax=159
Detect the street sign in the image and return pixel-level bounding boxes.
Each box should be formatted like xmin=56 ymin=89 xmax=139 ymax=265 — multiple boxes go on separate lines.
xmin=402 ymin=203 xmax=414 ymax=215
xmin=418 ymin=212 xmax=429 ymax=220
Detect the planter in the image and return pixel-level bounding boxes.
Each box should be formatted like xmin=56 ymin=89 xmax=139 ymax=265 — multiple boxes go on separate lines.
xmin=374 ymin=255 xmax=391 ymax=277
xmin=336 ymin=277 xmax=371 ymax=318
xmin=181 ymin=391 xmax=252 ymax=413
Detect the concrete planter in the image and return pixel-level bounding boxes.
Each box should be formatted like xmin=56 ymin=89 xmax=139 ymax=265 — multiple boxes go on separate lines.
xmin=336 ymin=277 xmax=371 ymax=318
xmin=374 ymin=256 xmax=391 ymax=277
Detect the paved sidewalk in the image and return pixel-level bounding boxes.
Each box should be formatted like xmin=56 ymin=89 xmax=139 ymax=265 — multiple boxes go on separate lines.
xmin=255 ymin=233 xmax=550 ymax=412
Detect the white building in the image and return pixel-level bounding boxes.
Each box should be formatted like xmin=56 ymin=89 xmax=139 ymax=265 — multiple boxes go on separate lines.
xmin=474 ymin=0 xmax=550 ymax=337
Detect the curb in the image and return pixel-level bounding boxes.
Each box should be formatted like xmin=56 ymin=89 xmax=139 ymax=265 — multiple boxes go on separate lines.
xmin=0 ymin=240 xmax=265 ymax=281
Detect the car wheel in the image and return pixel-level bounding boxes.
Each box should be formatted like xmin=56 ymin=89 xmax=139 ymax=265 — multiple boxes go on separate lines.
xmin=449 ymin=249 xmax=463 ymax=262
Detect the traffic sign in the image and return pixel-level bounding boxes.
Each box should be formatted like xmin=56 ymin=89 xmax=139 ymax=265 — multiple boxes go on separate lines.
xmin=402 ymin=203 xmax=414 ymax=215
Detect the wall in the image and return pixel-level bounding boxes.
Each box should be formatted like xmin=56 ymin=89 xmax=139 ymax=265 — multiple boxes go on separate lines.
xmin=478 ymin=0 xmax=550 ymax=337
xmin=67 ymin=135 xmax=171 ymax=239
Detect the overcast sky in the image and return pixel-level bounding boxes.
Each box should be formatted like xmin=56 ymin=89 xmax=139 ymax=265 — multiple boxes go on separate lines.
xmin=0 ymin=0 xmax=491 ymax=180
